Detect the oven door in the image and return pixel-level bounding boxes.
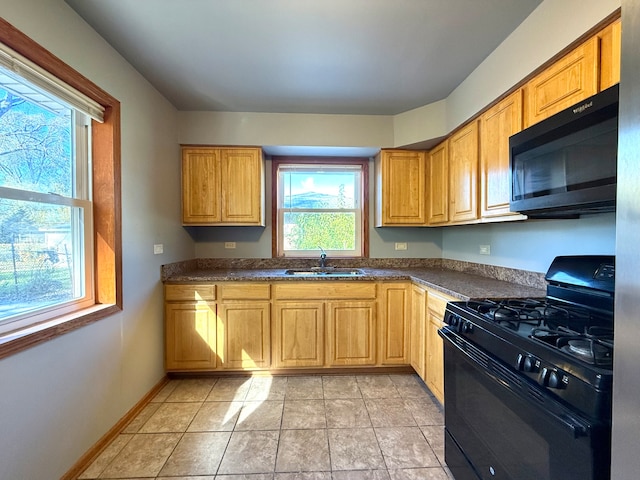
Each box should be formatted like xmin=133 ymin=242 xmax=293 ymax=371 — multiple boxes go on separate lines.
xmin=440 ymin=327 xmax=610 ymax=480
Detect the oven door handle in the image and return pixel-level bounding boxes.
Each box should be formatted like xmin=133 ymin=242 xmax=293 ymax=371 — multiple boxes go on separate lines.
xmin=440 ymin=326 xmax=592 ymax=439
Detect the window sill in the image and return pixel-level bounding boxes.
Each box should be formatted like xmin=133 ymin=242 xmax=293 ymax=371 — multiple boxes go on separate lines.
xmin=0 ymin=304 xmax=121 ymax=360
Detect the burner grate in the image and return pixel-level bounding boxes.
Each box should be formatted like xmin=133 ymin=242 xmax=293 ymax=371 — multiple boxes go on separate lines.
xmin=531 ymin=325 xmax=614 ymax=366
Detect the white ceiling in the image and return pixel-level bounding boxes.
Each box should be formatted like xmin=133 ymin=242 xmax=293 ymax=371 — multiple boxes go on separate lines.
xmin=64 ymin=0 xmax=542 ymax=116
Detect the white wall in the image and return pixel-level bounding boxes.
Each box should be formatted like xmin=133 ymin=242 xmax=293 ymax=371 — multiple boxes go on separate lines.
xmin=0 ymin=1 xmax=193 ymax=478
xmin=442 ymin=214 xmax=616 ymax=273
xmin=178 ymin=111 xmax=395 ymax=149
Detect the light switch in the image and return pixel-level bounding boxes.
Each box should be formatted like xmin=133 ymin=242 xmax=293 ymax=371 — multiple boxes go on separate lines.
xmin=153 ymin=244 xmax=163 ymax=254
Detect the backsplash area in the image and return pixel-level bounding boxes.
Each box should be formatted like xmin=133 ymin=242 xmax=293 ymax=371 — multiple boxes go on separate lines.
xmin=161 ymin=257 xmax=546 ymax=289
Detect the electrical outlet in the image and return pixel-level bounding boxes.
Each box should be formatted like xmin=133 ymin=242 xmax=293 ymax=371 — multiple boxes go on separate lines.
xmin=395 ymin=242 xmax=408 ymax=251
xmin=224 ymin=242 xmax=236 ymax=249
xmin=153 ymin=244 xmax=163 ymax=255
xmin=479 ymin=244 xmax=491 ymax=255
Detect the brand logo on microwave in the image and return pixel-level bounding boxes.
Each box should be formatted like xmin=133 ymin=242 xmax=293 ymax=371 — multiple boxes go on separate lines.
xmin=573 ymin=101 xmax=593 ymax=114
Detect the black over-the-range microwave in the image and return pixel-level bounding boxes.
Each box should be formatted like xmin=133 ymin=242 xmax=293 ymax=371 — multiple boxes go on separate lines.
xmin=509 ymin=83 xmax=618 ymax=217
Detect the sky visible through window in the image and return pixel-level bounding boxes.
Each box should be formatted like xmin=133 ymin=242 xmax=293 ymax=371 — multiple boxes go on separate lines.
xmin=282 ymin=171 xmax=356 ymax=209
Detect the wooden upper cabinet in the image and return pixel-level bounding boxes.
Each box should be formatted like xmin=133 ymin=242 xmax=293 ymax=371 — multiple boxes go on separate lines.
xmin=480 ymin=89 xmax=524 ymax=218
xmin=182 ymin=148 xmax=221 ymax=224
xmin=524 ymin=36 xmax=599 ymax=128
xmin=598 ymin=19 xmax=621 ymax=90
xmin=426 ymin=141 xmax=449 ymax=225
xmin=449 ymin=121 xmax=479 ymax=223
xmin=182 ymin=146 xmax=265 ymax=226
xmin=220 ymin=148 xmax=265 ymax=224
xmin=375 ymin=149 xmax=427 ymax=226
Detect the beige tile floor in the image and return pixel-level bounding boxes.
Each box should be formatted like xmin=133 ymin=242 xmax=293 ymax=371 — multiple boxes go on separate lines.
xmin=79 ymin=374 xmax=452 ymax=480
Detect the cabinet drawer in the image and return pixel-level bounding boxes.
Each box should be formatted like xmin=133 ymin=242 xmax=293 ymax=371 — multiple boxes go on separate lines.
xmin=165 ymin=284 xmax=216 ymax=302
xmin=274 ymin=282 xmax=377 ymax=300
xmin=219 ymin=283 xmax=270 ymax=300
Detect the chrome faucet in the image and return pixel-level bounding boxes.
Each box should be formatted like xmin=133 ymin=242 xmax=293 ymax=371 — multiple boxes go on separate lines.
xmin=318 ymin=246 xmax=327 ymax=268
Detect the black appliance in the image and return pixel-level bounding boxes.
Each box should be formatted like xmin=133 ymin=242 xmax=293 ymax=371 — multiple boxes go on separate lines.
xmin=509 ymin=84 xmax=618 ymax=217
xmin=440 ymin=255 xmax=614 ymax=480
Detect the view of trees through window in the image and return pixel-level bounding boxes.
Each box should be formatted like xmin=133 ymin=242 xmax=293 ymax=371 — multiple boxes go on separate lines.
xmin=0 ymin=76 xmax=84 ymax=323
xmin=278 ymin=166 xmax=362 ymax=257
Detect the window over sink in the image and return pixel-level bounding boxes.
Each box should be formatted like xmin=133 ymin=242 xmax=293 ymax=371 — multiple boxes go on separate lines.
xmin=273 ymin=158 xmax=368 ymax=258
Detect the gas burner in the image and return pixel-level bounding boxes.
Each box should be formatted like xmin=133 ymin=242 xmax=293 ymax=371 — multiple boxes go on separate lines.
xmin=562 ymin=339 xmax=613 ymax=365
xmin=531 ymin=325 xmax=614 ymax=366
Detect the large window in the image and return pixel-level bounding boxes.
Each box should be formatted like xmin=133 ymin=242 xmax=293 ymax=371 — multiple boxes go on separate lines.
xmin=0 ymin=62 xmax=96 ymax=332
xmin=273 ymin=159 xmax=368 ymax=258
xmin=0 ymin=18 xmax=121 ymax=358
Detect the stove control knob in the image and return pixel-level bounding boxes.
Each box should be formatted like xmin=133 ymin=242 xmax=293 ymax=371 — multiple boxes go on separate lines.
xmin=516 ymin=354 xmax=539 ymax=372
xmin=540 ymin=368 xmax=565 ymax=389
xmin=448 ymin=315 xmax=458 ymax=327
xmin=462 ymin=321 xmax=473 ymax=334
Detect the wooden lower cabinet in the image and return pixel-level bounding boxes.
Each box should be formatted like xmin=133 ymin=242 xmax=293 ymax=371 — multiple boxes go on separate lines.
xmin=165 ymin=301 xmax=217 ymax=370
xmin=217 ymin=302 xmax=271 ymax=369
xmin=327 ymin=300 xmax=377 ymax=366
xmin=410 ymin=284 xmax=427 ymax=379
xmin=273 ymin=301 xmax=325 ymax=368
xmin=379 ymin=283 xmax=410 ymax=365
xmin=425 ymin=290 xmax=455 ymax=404
xmin=165 ymin=284 xmax=218 ymax=371
xmin=164 ymin=280 xmax=428 ymax=373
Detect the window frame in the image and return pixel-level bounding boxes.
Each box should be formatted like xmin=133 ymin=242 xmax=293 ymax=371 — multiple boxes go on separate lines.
xmin=0 ymin=18 xmax=122 ymax=359
xmin=271 ymin=157 xmax=369 ymax=259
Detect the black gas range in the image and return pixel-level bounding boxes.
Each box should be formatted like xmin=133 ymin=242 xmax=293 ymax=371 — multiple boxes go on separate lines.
xmin=440 ymin=255 xmax=614 ymax=480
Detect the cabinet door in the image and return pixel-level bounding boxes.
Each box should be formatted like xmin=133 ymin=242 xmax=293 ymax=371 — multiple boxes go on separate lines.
xmin=379 ymin=283 xmax=410 ymax=365
xmin=426 ymin=141 xmax=449 ymax=225
xmin=327 ymin=301 xmax=376 ymax=366
xmin=182 ymin=148 xmax=220 ymax=224
xmin=218 ymin=302 xmax=271 ymax=369
xmin=410 ymin=284 xmax=427 ymax=380
xmin=376 ymin=149 xmax=427 ymax=226
xmin=220 ymin=148 xmax=265 ymax=225
xmin=165 ymin=302 xmax=217 ymax=370
xmin=273 ymin=301 xmax=325 ymax=368
xmin=449 ymin=121 xmax=479 ymax=223
xmin=524 ymin=36 xmax=599 ymax=127
xmin=598 ymin=19 xmax=621 ymax=91
xmin=425 ymin=291 xmax=454 ymax=405
xmin=426 ymin=311 xmax=445 ymax=405
xmin=480 ymin=90 xmax=524 ymax=218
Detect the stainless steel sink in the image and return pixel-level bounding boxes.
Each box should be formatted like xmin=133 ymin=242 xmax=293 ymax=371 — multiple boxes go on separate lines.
xmin=284 ymin=268 xmax=365 ymax=276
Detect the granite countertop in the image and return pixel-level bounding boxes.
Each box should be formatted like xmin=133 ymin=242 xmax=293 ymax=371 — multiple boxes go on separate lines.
xmin=163 ymin=260 xmax=547 ymax=301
